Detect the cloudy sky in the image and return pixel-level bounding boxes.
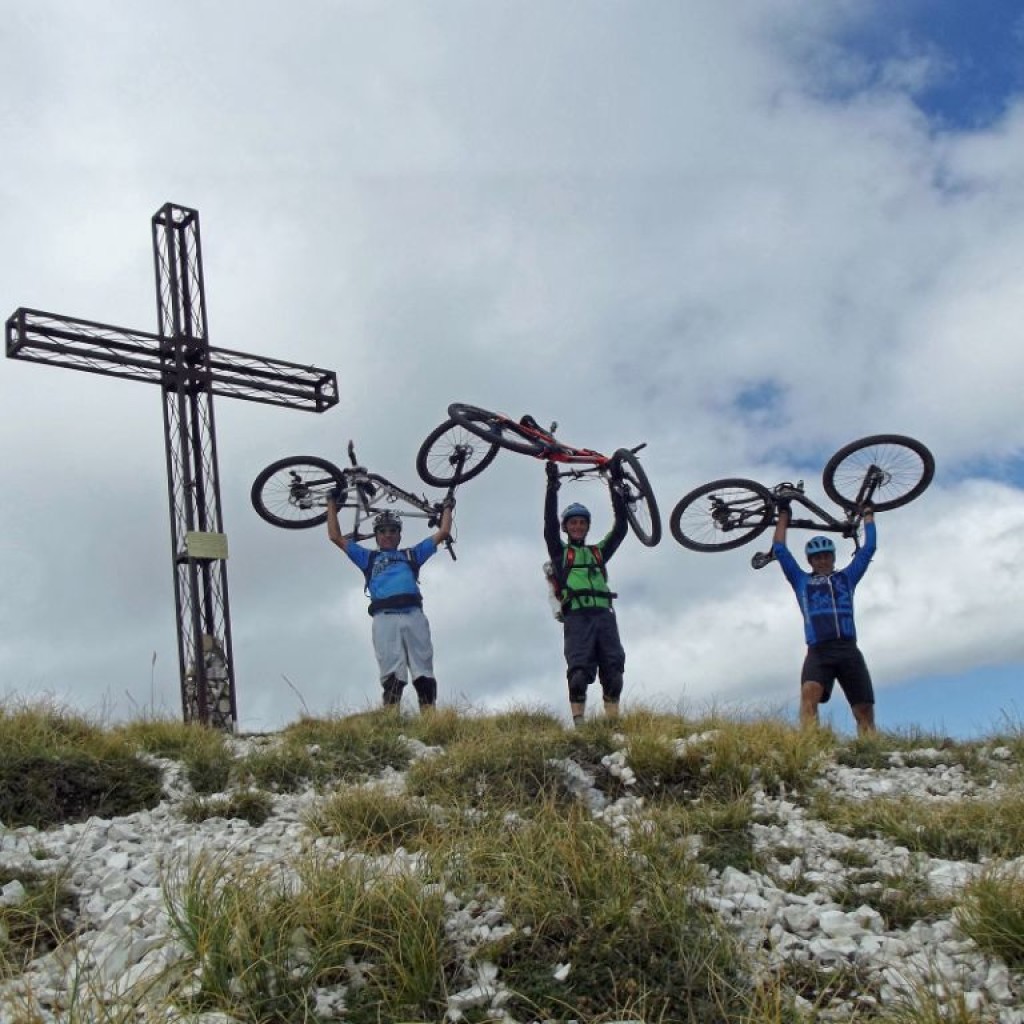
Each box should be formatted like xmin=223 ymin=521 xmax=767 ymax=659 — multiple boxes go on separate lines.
xmin=2 ymin=0 xmax=1023 ymax=736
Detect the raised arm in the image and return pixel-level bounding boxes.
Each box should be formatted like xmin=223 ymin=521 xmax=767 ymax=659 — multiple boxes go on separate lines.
xmin=544 ymin=462 xmax=563 ymax=560
xmin=773 ymin=502 xmax=790 ymax=546
xmin=326 ymin=495 xmax=349 ymax=551
xmin=431 ymin=496 xmax=455 ymax=546
xmin=599 ymin=481 xmax=630 ymax=560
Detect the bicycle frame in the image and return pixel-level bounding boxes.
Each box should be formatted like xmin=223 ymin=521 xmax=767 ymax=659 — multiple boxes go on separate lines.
xmin=503 ymin=414 xmax=614 ymax=467
xmin=670 ymin=433 xmax=931 ymax=566
xmin=340 ymin=443 xmax=458 ymax=557
xmin=252 ymin=441 xmax=461 ymax=559
xmin=424 ymin=402 xmax=662 ymax=547
xmin=749 ymin=482 xmax=867 ymax=570
xmin=481 ymin=414 xmax=660 ymax=492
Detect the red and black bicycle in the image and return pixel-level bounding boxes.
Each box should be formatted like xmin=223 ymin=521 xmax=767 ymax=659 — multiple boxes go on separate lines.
xmin=416 ymin=402 xmax=662 ymax=546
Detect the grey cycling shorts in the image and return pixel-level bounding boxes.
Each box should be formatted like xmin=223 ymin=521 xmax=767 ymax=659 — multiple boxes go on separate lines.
xmin=371 ymin=607 xmax=436 ymax=682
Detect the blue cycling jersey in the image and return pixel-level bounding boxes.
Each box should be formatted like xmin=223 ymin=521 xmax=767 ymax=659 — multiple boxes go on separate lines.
xmin=772 ymin=522 xmax=876 ymax=645
xmin=345 ymin=537 xmax=437 ymax=602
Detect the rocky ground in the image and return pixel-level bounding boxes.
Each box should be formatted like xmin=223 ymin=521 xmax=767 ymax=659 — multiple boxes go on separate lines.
xmin=1 ymin=732 xmax=1023 ymax=1023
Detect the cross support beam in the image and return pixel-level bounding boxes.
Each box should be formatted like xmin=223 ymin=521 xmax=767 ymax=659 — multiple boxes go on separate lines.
xmin=6 ymin=309 xmax=338 ymax=411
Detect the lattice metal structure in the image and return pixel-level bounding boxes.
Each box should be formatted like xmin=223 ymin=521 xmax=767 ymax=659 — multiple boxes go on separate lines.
xmin=5 ymin=203 xmax=339 ymax=728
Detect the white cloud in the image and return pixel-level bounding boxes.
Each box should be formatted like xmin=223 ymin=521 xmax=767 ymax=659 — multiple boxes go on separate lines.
xmin=1 ymin=0 xmax=1022 ymax=733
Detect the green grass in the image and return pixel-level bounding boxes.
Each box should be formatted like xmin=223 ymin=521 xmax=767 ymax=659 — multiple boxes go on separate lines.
xmin=180 ymin=788 xmax=275 ymax=826
xmin=811 ymin=788 xmax=1024 ymax=860
xmin=236 ymin=712 xmax=414 ymax=791
xmin=0 ymin=866 xmax=75 ymax=972
xmin=0 ymin=702 xmax=164 ymax=828
xmin=957 ymin=864 xmax=1024 ymax=969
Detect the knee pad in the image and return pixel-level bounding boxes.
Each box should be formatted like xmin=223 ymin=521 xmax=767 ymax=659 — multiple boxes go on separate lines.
xmin=567 ymin=669 xmax=590 ymax=705
xmin=381 ymin=674 xmax=405 ymax=706
xmin=412 ymin=675 xmax=437 ymax=707
xmin=601 ymin=673 xmax=623 ymax=703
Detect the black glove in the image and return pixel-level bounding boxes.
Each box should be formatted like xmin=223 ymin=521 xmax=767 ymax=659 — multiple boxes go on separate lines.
xmin=774 ymin=496 xmax=791 ymax=513
xmin=442 ymin=495 xmax=456 ymax=511
xmin=328 ymin=485 xmax=345 ymax=504
xmin=545 ymin=461 xmax=560 ymax=489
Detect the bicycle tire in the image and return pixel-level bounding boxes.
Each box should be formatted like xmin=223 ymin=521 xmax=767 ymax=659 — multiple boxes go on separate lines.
xmin=669 ymin=478 xmax=775 ymax=552
xmin=447 ymin=402 xmax=551 ymax=458
xmin=822 ymin=435 xmax=935 ymax=513
xmin=251 ymin=456 xmax=346 ymax=530
xmin=611 ymin=448 xmax=662 ymax=547
xmin=416 ymin=417 xmax=500 ymax=487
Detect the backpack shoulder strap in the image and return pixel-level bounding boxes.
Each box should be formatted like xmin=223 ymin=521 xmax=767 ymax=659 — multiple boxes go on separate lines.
xmin=363 ymin=550 xmax=378 ymax=593
xmin=403 ymin=547 xmax=421 ymax=582
xmin=558 ymin=544 xmax=607 ymax=583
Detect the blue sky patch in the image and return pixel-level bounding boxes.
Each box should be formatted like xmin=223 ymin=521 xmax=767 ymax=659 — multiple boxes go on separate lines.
xmin=836 ymin=1 xmax=1024 ymax=130
xmin=732 ymin=378 xmax=784 ymax=423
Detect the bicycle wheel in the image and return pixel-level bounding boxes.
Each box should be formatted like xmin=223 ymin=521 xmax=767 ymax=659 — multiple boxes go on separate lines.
xmin=669 ymin=478 xmax=774 ymax=552
xmin=251 ymin=456 xmax=346 ymax=529
xmin=823 ymin=435 xmax=935 ymax=512
xmin=611 ymin=449 xmax=662 ymax=547
xmin=416 ymin=417 xmax=500 ymax=487
xmin=447 ymin=403 xmax=550 ymax=457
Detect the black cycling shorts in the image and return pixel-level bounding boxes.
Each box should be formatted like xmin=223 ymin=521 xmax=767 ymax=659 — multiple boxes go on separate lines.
xmin=801 ymin=639 xmax=874 ymax=706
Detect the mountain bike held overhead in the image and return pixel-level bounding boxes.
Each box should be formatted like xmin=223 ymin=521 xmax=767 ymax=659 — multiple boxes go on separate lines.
xmin=669 ymin=434 xmax=934 ymax=568
xmin=251 ymin=440 xmax=463 ymax=558
xmin=416 ymin=402 xmax=662 ymax=547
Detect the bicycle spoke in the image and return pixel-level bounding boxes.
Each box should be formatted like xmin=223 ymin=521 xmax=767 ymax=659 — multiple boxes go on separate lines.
xmin=823 ymin=435 xmax=934 ymax=512
xmin=251 ymin=456 xmax=345 ymax=530
xmin=669 ymin=479 xmax=773 ymax=551
xmin=611 ymin=448 xmax=661 ymax=547
xmin=416 ymin=417 xmax=500 ymax=486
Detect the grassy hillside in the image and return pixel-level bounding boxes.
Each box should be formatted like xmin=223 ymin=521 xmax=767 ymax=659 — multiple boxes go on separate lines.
xmin=1 ymin=700 xmax=1023 ymax=1022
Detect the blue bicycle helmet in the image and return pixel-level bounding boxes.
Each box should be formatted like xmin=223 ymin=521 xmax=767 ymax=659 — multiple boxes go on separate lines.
xmin=805 ymin=536 xmax=835 ymax=557
xmin=561 ymin=502 xmax=591 ymax=526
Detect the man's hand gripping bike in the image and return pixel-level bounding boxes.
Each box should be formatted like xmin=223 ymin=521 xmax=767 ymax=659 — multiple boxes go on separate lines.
xmin=416 ymin=402 xmax=662 ymax=546
xmin=668 ymin=434 xmax=934 ymax=568
xmin=251 ymin=441 xmax=464 ymax=558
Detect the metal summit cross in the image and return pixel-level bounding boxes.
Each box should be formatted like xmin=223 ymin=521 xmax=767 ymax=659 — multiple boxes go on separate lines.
xmin=5 ymin=203 xmax=339 ymax=730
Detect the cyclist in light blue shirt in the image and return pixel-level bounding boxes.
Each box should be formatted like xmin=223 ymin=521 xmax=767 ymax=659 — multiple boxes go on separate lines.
xmin=327 ymin=497 xmax=453 ymax=711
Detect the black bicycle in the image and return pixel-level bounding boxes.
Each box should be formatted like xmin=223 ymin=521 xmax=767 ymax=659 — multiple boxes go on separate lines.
xmin=416 ymin=402 xmax=662 ymax=546
xmin=251 ymin=442 xmax=462 ymax=557
xmin=669 ymin=434 xmax=934 ymax=568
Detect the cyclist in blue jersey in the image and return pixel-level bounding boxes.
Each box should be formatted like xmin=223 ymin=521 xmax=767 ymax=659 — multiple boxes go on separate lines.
xmin=327 ymin=495 xmax=454 ymax=711
xmin=772 ymin=501 xmax=877 ymax=735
